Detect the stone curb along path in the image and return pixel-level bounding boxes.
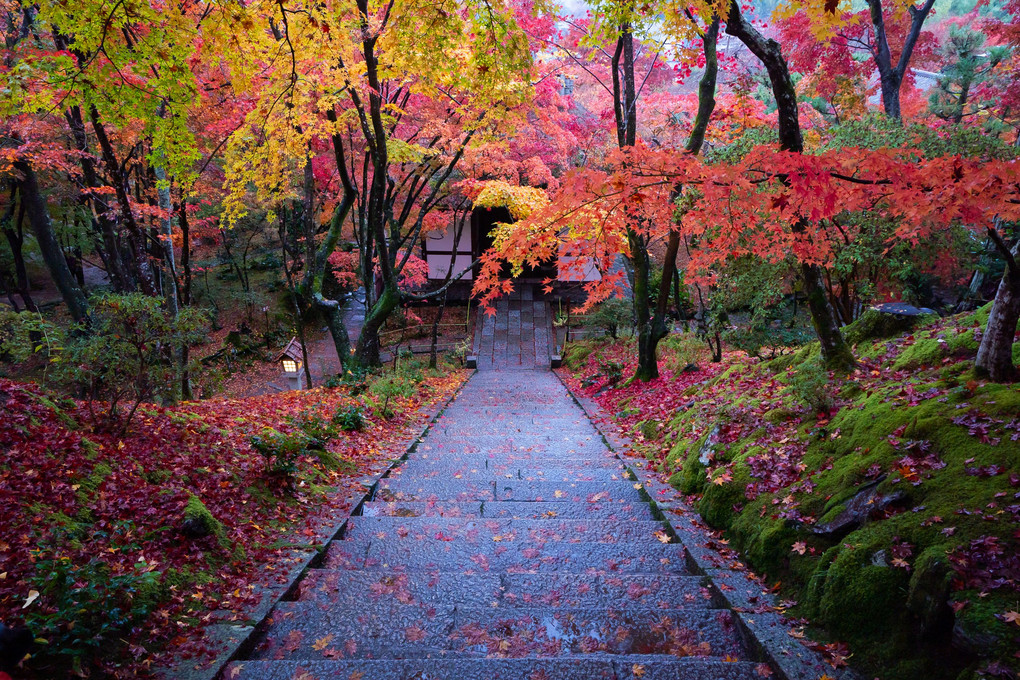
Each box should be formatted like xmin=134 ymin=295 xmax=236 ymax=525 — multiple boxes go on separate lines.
xmin=554 ymin=371 xmax=858 ymax=680
xmin=161 ymin=373 xmax=474 ymax=680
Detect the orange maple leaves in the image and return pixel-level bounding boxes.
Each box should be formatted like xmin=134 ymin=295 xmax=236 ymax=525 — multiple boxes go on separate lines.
xmin=472 ymin=142 xmax=1020 ymax=310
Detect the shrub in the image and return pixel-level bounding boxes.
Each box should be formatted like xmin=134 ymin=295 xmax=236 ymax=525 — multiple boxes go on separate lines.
xmin=661 ymin=333 xmax=708 ymax=374
xmin=333 ymin=405 xmax=365 ymax=432
xmin=23 ymin=551 xmax=158 ymax=675
xmin=249 ymin=427 xmax=309 ymax=477
xmin=597 ymin=359 xmax=624 ymax=386
xmin=3 ymin=294 xmax=208 ymax=431
xmin=369 ymin=374 xmax=418 ymax=417
xmin=789 ymin=359 xmax=836 ymax=414
xmin=723 ymin=301 xmax=815 ymax=360
xmin=325 ymin=365 xmax=372 ymax=395
xmin=290 ymin=409 xmax=338 ymax=445
xmin=582 ymin=298 xmax=632 ymax=339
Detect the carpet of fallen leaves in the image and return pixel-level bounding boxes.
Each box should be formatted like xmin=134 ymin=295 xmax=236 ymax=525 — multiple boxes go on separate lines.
xmin=0 ymin=368 xmax=467 ymax=677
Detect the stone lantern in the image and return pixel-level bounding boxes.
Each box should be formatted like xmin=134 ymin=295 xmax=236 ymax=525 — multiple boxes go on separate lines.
xmin=278 ymin=337 xmax=305 ymax=390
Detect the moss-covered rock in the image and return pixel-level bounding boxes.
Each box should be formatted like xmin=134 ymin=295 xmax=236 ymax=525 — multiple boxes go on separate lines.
xmin=181 ymin=494 xmax=226 ymax=544
xmin=844 ymin=308 xmax=937 ymax=346
xmin=635 ymin=419 xmax=660 ymax=441
xmin=906 ymin=546 xmax=954 ymax=637
xmin=698 ymin=464 xmax=752 ymax=529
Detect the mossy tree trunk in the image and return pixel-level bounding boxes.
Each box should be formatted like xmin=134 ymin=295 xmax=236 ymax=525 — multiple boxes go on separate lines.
xmin=975 ymin=234 xmax=1019 ymax=382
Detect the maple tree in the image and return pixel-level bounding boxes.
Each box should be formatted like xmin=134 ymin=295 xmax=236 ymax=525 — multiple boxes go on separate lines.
xmin=218 ymin=0 xmax=541 ymax=367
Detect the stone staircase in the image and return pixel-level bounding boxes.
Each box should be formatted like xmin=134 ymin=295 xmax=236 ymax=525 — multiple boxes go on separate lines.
xmin=224 ymin=371 xmax=760 ymax=680
xmin=473 ymin=285 xmax=552 ymax=370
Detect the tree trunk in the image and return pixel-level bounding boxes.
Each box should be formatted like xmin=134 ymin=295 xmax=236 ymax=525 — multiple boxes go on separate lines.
xmin=866 ymin=0 xmax=937 ymax=120
xmin=643 ymin=18 xmax=720 ymax=379
xmin=318 ymin=295 xmax=352 ymax=372
xmin=155 ymin=166 xmax=188 ymax=401
xmin=726 ymin=1 xmax=854 ymax=371
xmin=975 ymin=237 xmax=1019 ymax=382
xmin=2 ymin=183 xmax=37 ymax=312
xmin=631 ymin=229 xmax=658 ymax=381
xmin=89 ymin=107 xmax=158 ymax=296
xmin=802 ymin=262 xmax=856 ymax=369
xmin=356 ymin=282 xmax=398 ymax=366
xmin=65 ymin=105 xmax=134 ymax=292
xmin=15 ymin=161 xmax=89 ymax=324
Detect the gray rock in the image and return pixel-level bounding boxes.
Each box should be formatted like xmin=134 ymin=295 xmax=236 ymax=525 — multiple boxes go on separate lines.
xmin=872 ymin=302 xmax=936 ymax=317
xmin=811 ymin=479 xmax=905 ymax=539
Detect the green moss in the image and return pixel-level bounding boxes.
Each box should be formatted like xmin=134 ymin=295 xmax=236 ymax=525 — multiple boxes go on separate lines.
xmin=80 ymin=437 xmax=101 ymax=460
xmin=952 ymin=590 xmax=1016 ymax=660
xmin=730 ymin=509 xmax=802 ymax=580
xmin=906 ymin=545 xmax=953 ymax=635
xmin=762 ymin=407 xmax=798 ymax=424
xmin=814 ymin=530 xmax=912 ymax=646
xmin=563 ymin=340 xmax=601 ymax=370
xmin=71 ymin=462 xmax=113 ymax=523
xmin=667 ymin=432 xmax=710 ymax=494
xmin=698 ymin=465 xmax=752 ymax=529
xmin=599 ymin=307 xmax=1020 ymax=679
xmin=183 ymin=494 xmax=227 ymax=546
xmin=891 ymin=333 xmax=947 ymax=371
xmin=635 ymin=419 xmax=660 ymax=441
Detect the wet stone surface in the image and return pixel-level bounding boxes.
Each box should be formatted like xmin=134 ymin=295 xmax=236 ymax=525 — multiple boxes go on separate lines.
xmin=228 ymin=368 xmax=759 ymax=679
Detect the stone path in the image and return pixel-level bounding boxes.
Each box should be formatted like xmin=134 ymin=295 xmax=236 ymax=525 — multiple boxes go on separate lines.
xmin=225 ymin=369 xmax=761 ymax=680
xmin=474 ymin=285 xmax=552 ymax=370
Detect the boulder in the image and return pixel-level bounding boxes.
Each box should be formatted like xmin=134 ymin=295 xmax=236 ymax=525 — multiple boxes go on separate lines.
xmin=843 ymin=304 xmax=938 ymax=346
xmin=811 ymin=478 xmax=906 ymax=539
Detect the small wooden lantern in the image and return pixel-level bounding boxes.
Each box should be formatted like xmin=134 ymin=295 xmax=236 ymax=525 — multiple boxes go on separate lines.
xmin=278 ymin=337 xmax=305 ymax=390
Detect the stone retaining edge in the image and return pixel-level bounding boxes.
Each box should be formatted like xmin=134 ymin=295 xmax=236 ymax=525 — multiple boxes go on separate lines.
xmin=161 ymin=370 xmax=475 ymax=680
xmin=553 ymin=369 xmax=858 ymax=680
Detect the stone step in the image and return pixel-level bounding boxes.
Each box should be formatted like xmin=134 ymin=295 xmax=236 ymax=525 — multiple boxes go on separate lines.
xmin=360 ymin=501 xmax=656 ymax=520
xmin=407 ymin=451 xmax=622 ymax=467
xmin=375 ymin=479 xmax=646 ymax=503
xmin=415 ymin=435 xmax=608 ymax=451
xmin=252 ymin=605 xmax=747 ymax=661
xmin=225 ymin=657 xmax=764 ymax=680
xmin=440 ymin=406 xmax=592 ymax=417
xmin=385 ymin=463 xmax=632 ymax=482
xmin=297 ymin=571 xmax=713 ymax=610
xmin=343 ymin=517 xmax=672 ymax=545
xmin=324 ymin=537 xmax=690 ymax=573
xmin=428 ymin=421 xmax=598 ymax=436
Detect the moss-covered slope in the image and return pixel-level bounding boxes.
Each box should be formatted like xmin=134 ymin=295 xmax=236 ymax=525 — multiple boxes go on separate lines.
xmin=569 ymin=305 xmax=1020 ymax=680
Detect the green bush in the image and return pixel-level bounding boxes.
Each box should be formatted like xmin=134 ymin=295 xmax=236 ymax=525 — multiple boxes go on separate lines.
xmin=724 ymin=313 xmax=815 ymax=360
xmin=2 ymin=294 xmax=208 ymax=430
xmin=249 ymin=427 xmax=309 ymax=477
xmin=788 ymin=359 xmax=835 ymax=414
xmin=290 ymin=409 xmax=338 ymax=445
xmin=597 ymin=359 xmax=624 ymax=386
xmin=325 ymin=365 xmax=372 ymax=395
xmin=661 ymin=333 xmax=706 ymax=374
xmin=333 ymin=405 xmax=365 ymax=432
xmin=23 ymin=551 xmax=158 ymax=675
xmin=582 ymin=298 xmax=632 ymax=339
xmin=370 ymin=374 xmax=418 ymax=417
